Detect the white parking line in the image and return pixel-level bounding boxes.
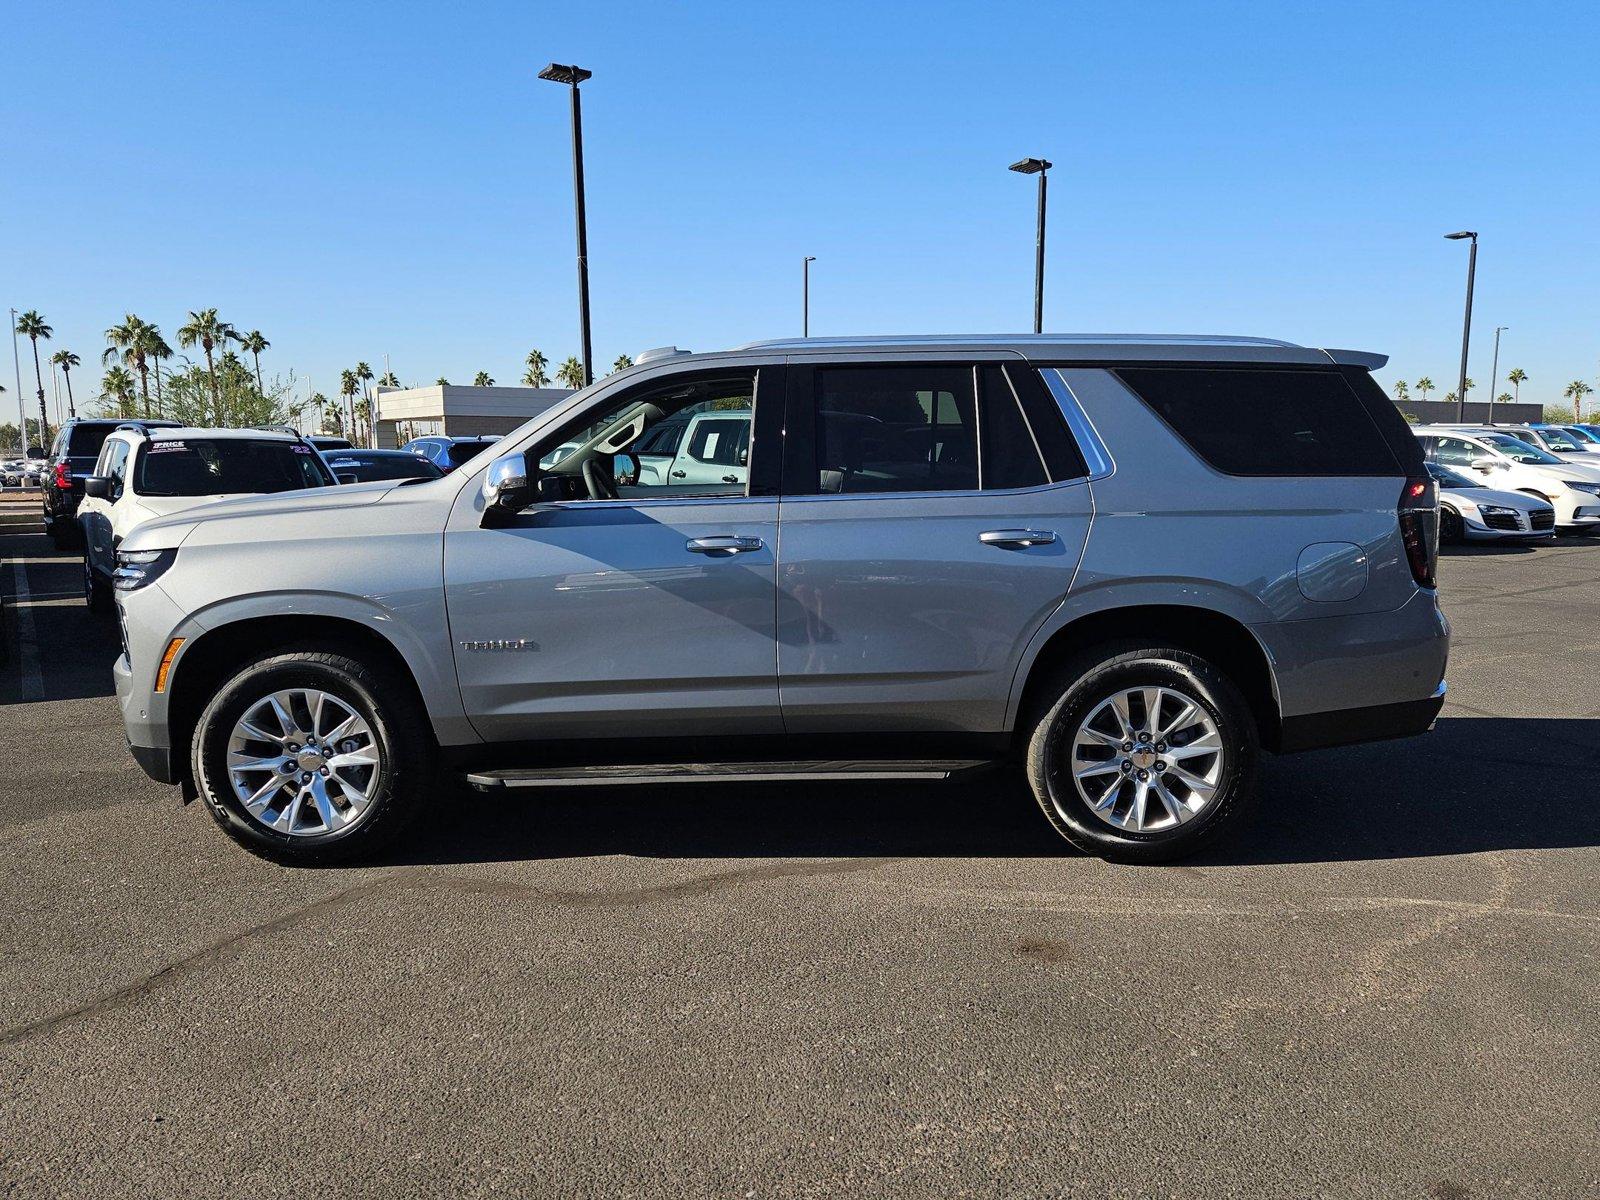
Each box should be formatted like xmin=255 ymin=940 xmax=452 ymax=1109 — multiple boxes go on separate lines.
xmin=5 ymin=555 xmax=44 ymax=702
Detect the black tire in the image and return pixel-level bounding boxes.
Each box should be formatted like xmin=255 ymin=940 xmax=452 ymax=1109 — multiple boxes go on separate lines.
xmin=191 ymin=646 xmax=434 ymax=865
xmin=1439 ymin=505 xmax=1464 ymax=545
xmin=1023 ymin=642 xmax=1260 ymax=864
xmin=82 ymin=553 xmax=113 ymax=614
xmin=48 ymin=517 xmax=77 ymax=551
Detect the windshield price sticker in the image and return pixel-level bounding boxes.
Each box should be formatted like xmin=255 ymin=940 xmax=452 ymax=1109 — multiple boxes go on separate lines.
xmin=149 ymin=442 xmax=188 ymax=454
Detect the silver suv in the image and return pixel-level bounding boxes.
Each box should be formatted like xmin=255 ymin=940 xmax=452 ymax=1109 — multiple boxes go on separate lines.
xmin=112 ymin=335 xmax=1449 ymax=864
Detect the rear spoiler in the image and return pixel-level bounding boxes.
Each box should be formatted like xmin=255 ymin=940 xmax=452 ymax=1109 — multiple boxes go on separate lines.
xmin=1323 ymin=349 xmax=1388 ymax=371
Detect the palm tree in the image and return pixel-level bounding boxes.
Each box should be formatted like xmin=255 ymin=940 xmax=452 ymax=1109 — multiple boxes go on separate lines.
xmin=610 ymin=354 xmax=634 ymax=374
xmin=50 ymin=350 xmax=81 ymax=418
xmin=1496 ymin=392 xmax=1513 ymax=406
xmin=1393 ymin=380 xmax=1409 ymax=402
xmin=1414 ymin=377 xmax=1435 ymax=404
xmin=15 ymin=310 xmax=52 ymax=445
xmin=355 ymin=362 xmax=375 ymax=445
xmin=100 ymin=366 xmax=137 ymax=417
xmin=1563 ymin=380 xmax=1593 ymax=422
xmin=1506 ymin=368 xmax=1527 ymax=404
xmin=555 ymin=355 xmax=584 ymax=389
xmin=473 ymin=371 xmax=494 ymax=387
xmin=103 ymin=314 xmax=157 ymax=418
xmin=378 ymin=370 xmax=400 ymax=387
xmin=340 ymin=369 xmax=359 ymax=441
xmin=522 ymin=349 xmax=549 ymax=387
xmin=240 ymin=330 xmax=270 ymax=395
xmin=146 ymin=327 xmax=172 ymax=415
xmin=1443 ymin=391 xmax=1458 ymax=406
xmin=435 ymin=377 xmax=450 ymax=386
xmin=1463 ymin=377 xmax=1475 ymax=398
xmin=177 ymin=308 xmax=241 ymax=423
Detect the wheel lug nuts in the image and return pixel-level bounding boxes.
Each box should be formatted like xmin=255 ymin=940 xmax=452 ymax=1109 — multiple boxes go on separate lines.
xmin=300 ymin=772 xmax=312 ymax=784
xmin=287 ymin=743 xmax=299 ymax=753
xmin=319 ymin=767 xmax=330 ymax=776
xmin=280 ymin=761 xmax=296 ymax=773
xmin=1137 ymin=769 xmax=1149 ymax=781
xmin=1156 ymin=742 xmax=1167 ymax=753
xmin=1121 ymin=741 xmax=1133 ymax=752
xmin=1155 ymin=761 xmax=1167 ymax=772
xmin=1121 ymin=759 xmax=1132 ymax=772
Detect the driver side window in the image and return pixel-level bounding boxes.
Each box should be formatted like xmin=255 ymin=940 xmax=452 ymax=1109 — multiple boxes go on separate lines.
xmin=1433 ymin=437 xmax=1481 ymax=467
xmin=533 ymin=372 xmax=758 ymax=502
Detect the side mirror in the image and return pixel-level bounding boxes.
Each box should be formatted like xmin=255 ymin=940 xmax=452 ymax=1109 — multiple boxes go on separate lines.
xmin=481 ymin=451 xmax=535 ymax=525
xmin=336 ymin=472 xmax=359 ymax=485
xmin=84 ymin=476 xmax=112 ymax=500
xmin=1470 ymin=457 xmax=1498 ymax=473
xmin=613 ymin=453 xmax=638 ymax=485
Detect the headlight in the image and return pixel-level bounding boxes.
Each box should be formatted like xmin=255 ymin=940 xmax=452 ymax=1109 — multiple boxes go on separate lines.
xmin=1478 ymin=505 xmax=1518 ymax=518
xmin=1560 ymin=481 xmax=1600 ymax=495
xmin=113 ymin=548 xmax=178 ymax=591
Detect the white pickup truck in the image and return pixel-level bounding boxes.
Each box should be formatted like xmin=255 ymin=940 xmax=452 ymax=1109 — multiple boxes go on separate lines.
xmin=633 ymin=408 xmax=752 ymax=489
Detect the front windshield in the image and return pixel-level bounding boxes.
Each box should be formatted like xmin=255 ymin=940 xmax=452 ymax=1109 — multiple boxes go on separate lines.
xmin=1529 ymin=428 xmax=1582 ymax=451
xmin=1478 ymin=433 xmax=1562 ymax=465
xmin=136 ymin=439 xmax=332 ymax=495
xmin=1427 ymin=464 xmax=1477 ymax=489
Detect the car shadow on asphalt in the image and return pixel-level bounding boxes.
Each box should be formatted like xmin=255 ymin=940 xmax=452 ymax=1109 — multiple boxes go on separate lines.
xmin=0 ymin=534 xmax=121 ymax=704
xmin=376 ymin=717 xmax=1599 ymax=869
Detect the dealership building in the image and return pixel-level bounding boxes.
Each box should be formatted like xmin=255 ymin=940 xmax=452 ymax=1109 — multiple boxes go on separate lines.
xmin=371 ymin=383 xmax=574 ymax=448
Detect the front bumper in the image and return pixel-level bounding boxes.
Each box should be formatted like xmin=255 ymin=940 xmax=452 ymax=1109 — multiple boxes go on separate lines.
xmin=128 ymin=741 xmax=179 ymax=784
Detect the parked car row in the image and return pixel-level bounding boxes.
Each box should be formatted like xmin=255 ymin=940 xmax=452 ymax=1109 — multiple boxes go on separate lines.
xmin=96 ymin=334 xmax=1451 ymax=869
xmin=1415 ymin=423 xmax=1600 ymax=542
xmin=2 ymin=458 xmax=47 ymax=487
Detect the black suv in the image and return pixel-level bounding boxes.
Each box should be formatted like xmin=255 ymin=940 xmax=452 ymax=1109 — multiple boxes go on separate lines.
xmin=42 ymin=418 xmax=179 ymax=549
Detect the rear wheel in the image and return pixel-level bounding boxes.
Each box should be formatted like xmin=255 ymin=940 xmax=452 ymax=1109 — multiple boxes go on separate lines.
xmin=1024 ymin=643 xmax=1260 ymax=863
xmin=192 ymin=647 xmax=434 ymax=864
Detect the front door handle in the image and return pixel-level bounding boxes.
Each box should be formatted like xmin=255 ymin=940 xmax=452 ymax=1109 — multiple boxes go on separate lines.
xmin=979 ymin=528 xmax=1057 ymax=547
xmin=686 ymin=535 xmax=764 ymax=555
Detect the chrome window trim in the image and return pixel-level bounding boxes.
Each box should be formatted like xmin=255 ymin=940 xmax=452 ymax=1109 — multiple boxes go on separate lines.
xmin=1041 ymin=368 xmax=1115 ymax=481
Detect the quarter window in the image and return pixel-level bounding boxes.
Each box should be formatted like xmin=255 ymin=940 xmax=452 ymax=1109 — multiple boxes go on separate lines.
xmin=979 ymin=366 xmax=1049 ymax=489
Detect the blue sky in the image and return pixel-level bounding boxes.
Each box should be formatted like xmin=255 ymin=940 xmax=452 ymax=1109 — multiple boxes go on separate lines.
xmin=4 ymin=0 xmax=1597 ymax=411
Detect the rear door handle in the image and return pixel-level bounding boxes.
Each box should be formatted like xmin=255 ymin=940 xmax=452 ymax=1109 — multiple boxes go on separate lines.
xmin=979 ymin=529 xmax=1057 ymax=547
xmin=686 ymin=535 xmax=764 ymax=555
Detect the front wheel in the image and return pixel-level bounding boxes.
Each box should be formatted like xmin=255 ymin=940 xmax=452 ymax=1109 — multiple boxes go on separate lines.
xmin=191 ymin=647 xmax=434 ymax=864
xmin=82 ymin=553 xmax=112 ymax=614
xmin=1024 ymin=644 xmax=1260 ymax=863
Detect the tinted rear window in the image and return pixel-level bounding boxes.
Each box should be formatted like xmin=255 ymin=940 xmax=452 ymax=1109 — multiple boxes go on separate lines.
xmin=67 ymin=424 xmax=118 ymax=459
xmin=326 ymin=453 xmax=443 ymax=481
xmin=1116 ymin=367 xmax=1403 ymax=476
xmin=444 ymin=441 xmax=496 ymax=468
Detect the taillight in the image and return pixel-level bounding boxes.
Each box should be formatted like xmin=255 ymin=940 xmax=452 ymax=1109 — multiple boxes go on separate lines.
xmin=53 ymin=461 xmax=71 ymax=490
xmin=1398 ymin=475 xmax=1438 ymax=589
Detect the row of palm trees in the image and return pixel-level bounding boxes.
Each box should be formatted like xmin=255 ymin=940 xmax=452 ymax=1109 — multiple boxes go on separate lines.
xmin=1391 ymin=367 xmax=1592 ymax=419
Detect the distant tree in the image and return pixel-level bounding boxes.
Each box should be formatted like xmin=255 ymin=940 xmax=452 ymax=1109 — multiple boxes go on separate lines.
xmin=50 ymin=350 xmax=81 ymax=418
xmin=1495 ymin=392 xmax=1513 ymax=405
xmin=522 ymin=349 xmax=549 ymax=387
xmin=146 ymin=328 xmax=172 ymax=414
xmin=1563 ymin=380 xmax=1593 ymax=422
xmin=435 ymin=376 xmax=450 ymax=386
xmin=177 ymin=309 xmax=242 ymax=423
xmin=99 ymin=366 xmax=138 ymax=417
xmin=104 ymin=314 xmax=158 ymax=418
xmin=240 ymin=330 xmax=270 ymax=395
xmin=1414 ymin=377 xmax=1435 ymax=403
xmin=1443 ymin=391 xmax=1458 ymax=406
xmin=378 ymin=371 xmax=400 ymax=387
xmin=1463 ymin=377 xmax=1474 ymax=397
xmin=610 ymin=354 xmax=634 ymax=374
xmin=555 ymin=355 xmax=584 ymax=389
xmin=340 ymin=369 xmax=359 ymax=442
xmin=473 ymin=371 xmax=494 ymax=387
xmin=1392 ymin=379 xmax=1409 ymax=402
xmin=16 ymin=310 xmax=53 ymax=444
xmin=1506 ymin=368 xmax=1527 ymax=404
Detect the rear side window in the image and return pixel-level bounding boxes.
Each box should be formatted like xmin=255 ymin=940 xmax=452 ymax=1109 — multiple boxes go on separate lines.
xmin=814 ymin=366 xmax=979 ymax=494
xmin=1116 ymin=367 xmax=1403 ymax=476
xmin=978 ymin=367 xmax=1048 ymax=489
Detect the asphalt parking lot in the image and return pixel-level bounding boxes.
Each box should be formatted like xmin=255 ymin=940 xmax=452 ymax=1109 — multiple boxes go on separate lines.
xmin=1 ymin=494 xmax=1596 ymax=1199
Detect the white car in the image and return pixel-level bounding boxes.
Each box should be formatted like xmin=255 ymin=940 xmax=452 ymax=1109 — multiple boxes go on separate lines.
xmin=1428 ymin=463 xmax=1555 ymax=542
xmin=77 ymin=424 xmax=337 ymax=613
xmin=1478 ymin=424 xmax=1596 ymax=461
xmin=1414 ymin=426 xmax=1600 ymax=534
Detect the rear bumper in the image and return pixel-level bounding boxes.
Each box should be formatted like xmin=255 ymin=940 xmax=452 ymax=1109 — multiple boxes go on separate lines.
xmin=1276 ymin=681 xmax=1447 ymax=754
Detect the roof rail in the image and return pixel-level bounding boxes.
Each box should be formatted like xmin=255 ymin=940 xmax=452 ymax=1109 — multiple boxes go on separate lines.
xmin=251 ymin=423 xmax=301 ymax=436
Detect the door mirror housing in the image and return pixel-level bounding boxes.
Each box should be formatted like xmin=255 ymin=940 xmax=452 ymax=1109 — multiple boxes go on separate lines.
xmin=84 ymin=476 xmax=112 ymax=500
xmin=335 ymin=472 xmax=359 ymax=485
xmin=481 ymin=451 xmax=536 ymax=525
xmin=1469 ymin=457 xmax=1498 ymax=473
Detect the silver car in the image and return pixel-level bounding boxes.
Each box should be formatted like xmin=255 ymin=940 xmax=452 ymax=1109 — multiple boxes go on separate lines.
xmin=111 ymin=335 xmax=1449 ymax=865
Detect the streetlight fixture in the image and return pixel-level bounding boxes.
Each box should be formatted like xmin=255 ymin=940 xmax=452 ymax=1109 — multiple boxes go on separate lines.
xmin=539 ymin=61 xmax=595 ymax=388
xmin=1486 ymin=325 xmax=1508 ymax=425
xmin=802 ymin=256 xmax=816 ymax=337
xmin=1445 ymin=230 xmax=1478 ymax=422
xmin=1009 ymin=157 xmax=1052 ymax=334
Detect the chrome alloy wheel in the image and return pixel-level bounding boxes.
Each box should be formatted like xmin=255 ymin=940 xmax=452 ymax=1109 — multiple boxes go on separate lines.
xmin=1066 ymin=686 xmax=1224 ymax=833
xmin=226 ymin=688 xmax=380 ymax=837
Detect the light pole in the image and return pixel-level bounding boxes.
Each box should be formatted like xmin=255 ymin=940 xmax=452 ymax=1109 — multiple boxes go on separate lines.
xmin=803 ymin=256 xmax=816 ymax=337
xmin=9 ymin=309 xmax=25 ymax=455
xmin=1445 ymin=231 xmax=1478 ymax=422
xmin=1486 ymin=325 xmax=1507 ymax=424
xmin=1009 ymin=157 xmax=1051 ymax=333
xmin=539 ymin=62 xmax=595 ymax=388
